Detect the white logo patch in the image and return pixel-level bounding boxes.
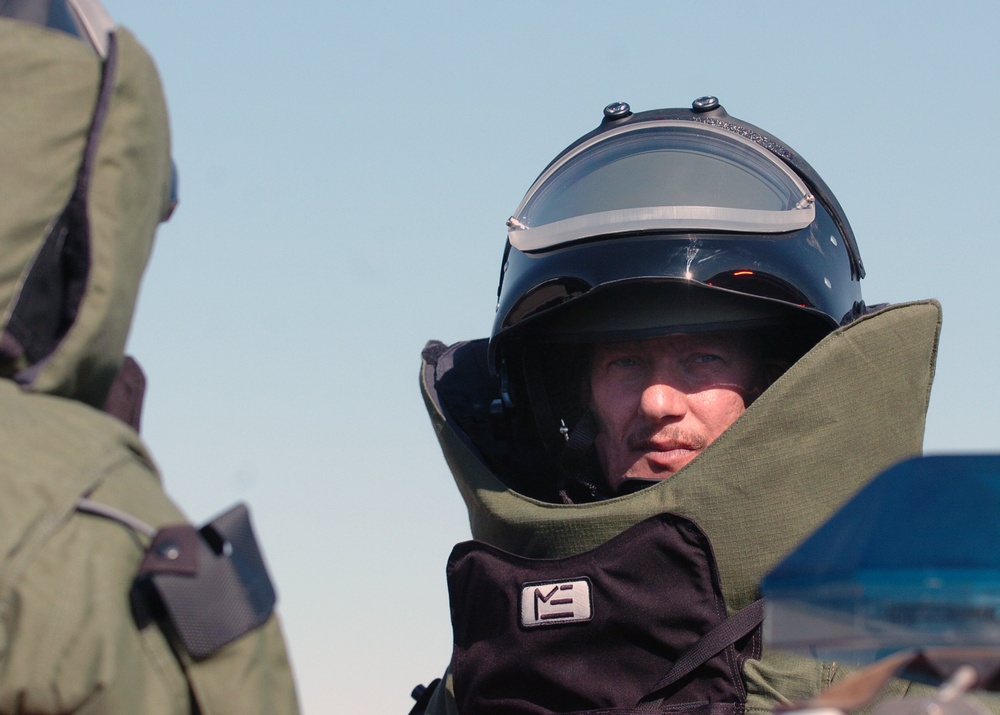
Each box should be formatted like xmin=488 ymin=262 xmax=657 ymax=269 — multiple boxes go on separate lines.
xmin=520 ymin=578 xmax=593 ymax=627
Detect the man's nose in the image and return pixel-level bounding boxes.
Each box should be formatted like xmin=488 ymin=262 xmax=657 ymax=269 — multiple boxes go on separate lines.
xmin=638 ymin=379 xmax=687 ymax=420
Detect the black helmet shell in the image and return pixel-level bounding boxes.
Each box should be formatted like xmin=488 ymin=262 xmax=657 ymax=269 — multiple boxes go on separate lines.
xmin=490 ymin=99 xmax=864 ymax=376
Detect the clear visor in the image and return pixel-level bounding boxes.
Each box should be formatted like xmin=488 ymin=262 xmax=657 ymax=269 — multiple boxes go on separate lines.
xmin=509 ymin=121 xmax=816 ymax=252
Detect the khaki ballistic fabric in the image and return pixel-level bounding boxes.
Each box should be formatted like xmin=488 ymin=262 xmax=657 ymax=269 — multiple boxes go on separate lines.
xmin=420 ymin=300 xmax=942 ymax=713
xmin=0 ymin=20 xmax=299 ymax=713
xmin=0 ymin=380 xmax=300 ymax=714
xmin=0 ymin=20 xmax=99 ymax=317
xmin=0 ymin=22 xmax=172 ymax=406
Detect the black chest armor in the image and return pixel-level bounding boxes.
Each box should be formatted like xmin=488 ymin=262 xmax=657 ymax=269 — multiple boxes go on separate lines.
xmin=446 ymin=514 xmax=763 ymax=715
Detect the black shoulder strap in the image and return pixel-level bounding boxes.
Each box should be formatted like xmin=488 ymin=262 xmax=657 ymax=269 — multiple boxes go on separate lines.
xmin=76 ymin=497 xmax=277 ymax=659
xmin=639 ymin=598 xmax=765 ymax=709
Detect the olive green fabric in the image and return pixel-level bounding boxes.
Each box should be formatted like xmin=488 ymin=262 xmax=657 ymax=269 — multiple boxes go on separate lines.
xmin=0 ymin=381 xmax=299 ymax=714
xmin=0 ymin=21 xmax=98 ymax=319
xmin=0 ymin=20 xmax=171 ymax=406
xmin=420 ymin=300 xmax=942 ymax=714
xmin=0 ymin=18 xmax=299 ymax=714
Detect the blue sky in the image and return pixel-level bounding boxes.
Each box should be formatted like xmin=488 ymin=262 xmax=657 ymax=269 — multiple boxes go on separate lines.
xmin=102 ymin=2 xmax=1000 ymax=711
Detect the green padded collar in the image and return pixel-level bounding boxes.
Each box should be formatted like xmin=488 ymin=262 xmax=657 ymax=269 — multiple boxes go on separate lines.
xmin=422 ymin=301 xmax=941 ymax=611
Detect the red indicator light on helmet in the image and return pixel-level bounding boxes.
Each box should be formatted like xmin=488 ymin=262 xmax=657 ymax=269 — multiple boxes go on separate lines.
xmin=732 ymin=270 xmax=755 ymax=277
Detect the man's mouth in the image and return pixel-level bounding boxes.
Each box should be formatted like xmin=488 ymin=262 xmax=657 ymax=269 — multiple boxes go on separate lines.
xmin=628 ymin=430 xmax=705 ymax=454
xmin=639 ymin=444 xmax=697 ymax=468
xmin=628 ymin=432 xmax=707 ymax=471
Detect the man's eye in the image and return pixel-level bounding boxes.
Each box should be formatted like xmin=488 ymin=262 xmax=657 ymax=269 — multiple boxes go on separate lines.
xmin=610 ymin=356 xmax=639 ymax=368
xmin=691 ymin=354 xmax=722 ymax=365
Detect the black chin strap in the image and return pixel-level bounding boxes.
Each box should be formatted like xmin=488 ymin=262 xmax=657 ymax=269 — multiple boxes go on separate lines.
xmin=557 ymin=411 xmax=607 ymax=503
xmin=561 ymin=410 xmax=598 ymax=469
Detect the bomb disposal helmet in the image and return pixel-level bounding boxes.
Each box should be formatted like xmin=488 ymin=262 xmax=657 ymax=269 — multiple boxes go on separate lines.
xmin=488 ymin=98 xmax=865 ymax=463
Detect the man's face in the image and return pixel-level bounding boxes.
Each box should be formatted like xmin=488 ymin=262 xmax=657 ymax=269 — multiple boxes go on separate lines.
xmin=588 ymin=331 xmax=765 ymax=492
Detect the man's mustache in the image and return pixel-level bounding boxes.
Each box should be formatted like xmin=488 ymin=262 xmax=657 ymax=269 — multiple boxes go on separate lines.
xmin=626 ymin=425 xmax=708 ymax=452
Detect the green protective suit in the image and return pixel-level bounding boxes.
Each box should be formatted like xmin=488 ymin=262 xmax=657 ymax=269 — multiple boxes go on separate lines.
xmin=418 ymin=300 xmax=946 ymax=714
xmin=0 ymin=17 xmax=299 ymax=715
